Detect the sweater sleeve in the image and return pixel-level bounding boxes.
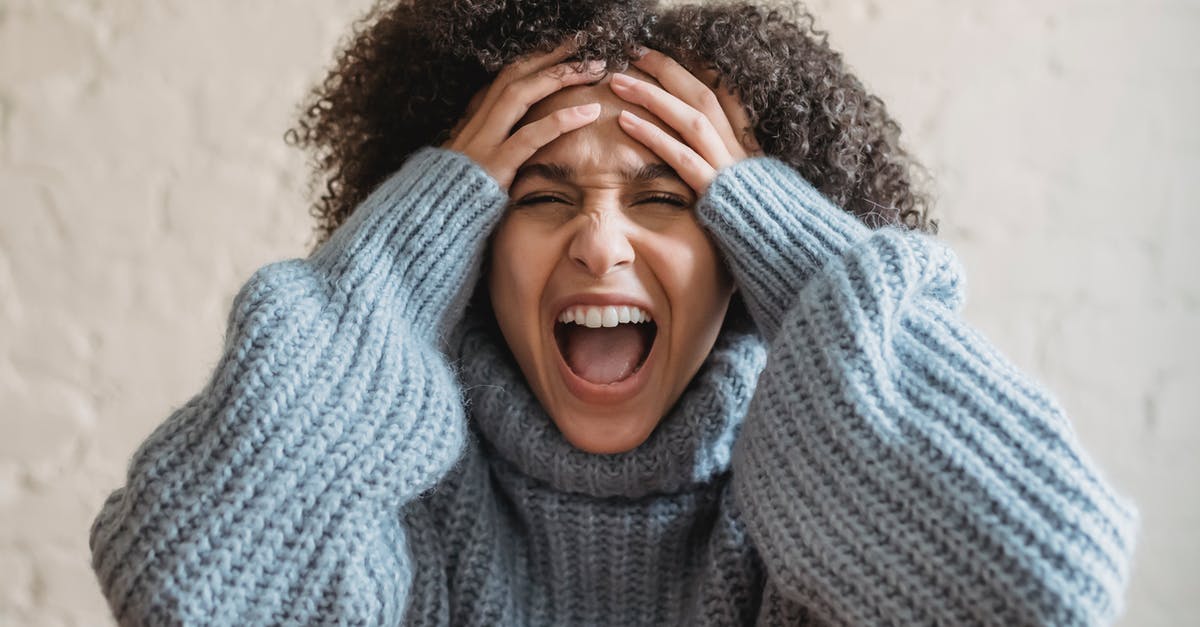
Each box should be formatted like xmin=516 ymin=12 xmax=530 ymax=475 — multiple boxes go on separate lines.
xmin=697 ymin=157 xmax=1140 ymax=626
xmin=88 ymin=147 xmax=508 ymax=625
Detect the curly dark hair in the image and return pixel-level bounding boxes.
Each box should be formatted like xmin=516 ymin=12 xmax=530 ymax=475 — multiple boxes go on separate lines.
xmin=287 ymin=0 xmax=937 ymax=246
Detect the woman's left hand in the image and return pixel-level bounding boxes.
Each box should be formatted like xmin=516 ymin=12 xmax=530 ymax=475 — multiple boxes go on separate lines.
xmin=608 ymin=46 xmax=762 ymax=194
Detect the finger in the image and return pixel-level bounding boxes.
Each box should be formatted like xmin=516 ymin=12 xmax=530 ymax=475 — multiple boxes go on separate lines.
xmin=617 ymin=110 xmax=716 ymax=193
xmin=459 ymin=40 xmax=581 ymax=143
xmin=609 ymin=72 xmax=733 ymax=169
xmin=478 ymin=40 xmax=581 ymax=117
xmin=692 ymin=65 xmax=756 ymax=154
xmin=479 ymin=60 xmax=607 ymax=144
xmin=631 ymin=48 xmax=742 ymax=154
xmin=492 ymin=103 xmax=602 ymax=187
xmin=502 ymin=39 xmax=581 ymax=82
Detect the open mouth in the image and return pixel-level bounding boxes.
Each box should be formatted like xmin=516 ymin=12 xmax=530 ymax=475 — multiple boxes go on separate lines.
xmin=553 ymin=315 xmax=658 ymax=386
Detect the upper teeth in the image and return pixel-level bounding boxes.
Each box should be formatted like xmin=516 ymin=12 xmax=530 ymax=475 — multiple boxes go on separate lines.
xmin=558 ymin=305 xmax=653 ymax=328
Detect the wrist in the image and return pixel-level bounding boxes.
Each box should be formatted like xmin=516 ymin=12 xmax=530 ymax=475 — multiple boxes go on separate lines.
xmin=308 ymin=147 xmax=508 ymax=333
xmin=697 ymin=157 xmax=871 ymax=340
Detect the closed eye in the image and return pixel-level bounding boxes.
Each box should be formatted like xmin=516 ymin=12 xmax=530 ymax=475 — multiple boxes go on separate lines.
xmin=515 ymin=194 xmax=571 ymax=206
xmin=635 ymin=194 xmax=690 ymax=208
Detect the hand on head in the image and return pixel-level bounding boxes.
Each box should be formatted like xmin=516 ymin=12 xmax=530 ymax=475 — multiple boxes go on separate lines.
xmin=608 ymin=46 xmax=761 ymax=194
xmin=443 ymin=41 xmax=606 ymax=190
xmin=445 ymin=41 xmax=760 ymax=195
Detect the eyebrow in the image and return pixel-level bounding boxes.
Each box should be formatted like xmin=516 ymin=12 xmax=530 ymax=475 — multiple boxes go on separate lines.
xmin=511 ymin=162 xmax=687 ymax=187
xmin=512 ymin=163 xmax=575 ymax=184
xmin=624 ymin=163 xmax=685 ymax=185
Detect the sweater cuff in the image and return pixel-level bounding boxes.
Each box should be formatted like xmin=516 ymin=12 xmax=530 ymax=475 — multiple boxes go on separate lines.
xmin=307 ymin=147 xmax=508 ymax=336
xmin=697 ymin=157 xmax=872 ymax=341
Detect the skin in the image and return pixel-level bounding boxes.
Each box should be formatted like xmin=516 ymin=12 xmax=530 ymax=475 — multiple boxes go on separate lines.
xmin=447 ymin=44 xmax=760 ymax=454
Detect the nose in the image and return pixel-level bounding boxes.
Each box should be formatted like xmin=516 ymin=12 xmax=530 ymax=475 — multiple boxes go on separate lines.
xmin=568 ymin=212 xmax=635 ymax=278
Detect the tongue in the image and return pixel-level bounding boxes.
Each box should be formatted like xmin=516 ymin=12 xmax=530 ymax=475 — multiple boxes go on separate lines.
xmin=563 ymin=325 xmax=647 ymax=384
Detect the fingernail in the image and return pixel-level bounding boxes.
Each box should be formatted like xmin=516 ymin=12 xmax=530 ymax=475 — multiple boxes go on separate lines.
xmin=577 ymin=103 xmax=602 ymax=116
xmin=610 ymin=72 xmax=633 ymax=86
xmin=586 ymin=60 xmax=607 ymax=73
xmin=631 ymin=45 xmax=648 ymax=59
xmin=618 ymin=110 xmax=640 ymax=123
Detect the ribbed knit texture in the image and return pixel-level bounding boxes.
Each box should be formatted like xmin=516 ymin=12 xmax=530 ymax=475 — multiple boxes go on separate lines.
xmin=90 ymin=149 xmax=1139 ymax=626
xmin=89 ymin=147 xmax=507 ymax=625
xmin=697 ymin=158 xmax=1139 ymax=625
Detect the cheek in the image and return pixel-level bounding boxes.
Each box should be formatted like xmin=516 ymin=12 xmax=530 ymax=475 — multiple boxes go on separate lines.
xmin=648 ymin=227 xmax=732 ymax=314
xmin=489 ymin=218 xmax=557 ymax=331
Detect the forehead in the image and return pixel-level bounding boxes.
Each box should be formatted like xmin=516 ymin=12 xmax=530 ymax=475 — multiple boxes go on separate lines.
xmin=519 ymin=67 xmax=681 ymax=175
xmin=524 ymin=65 xmax=659 ymax=115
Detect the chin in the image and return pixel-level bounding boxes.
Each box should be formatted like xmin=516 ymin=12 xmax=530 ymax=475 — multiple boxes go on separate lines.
xmin=551 ymin=409 xmax=661 ymax=455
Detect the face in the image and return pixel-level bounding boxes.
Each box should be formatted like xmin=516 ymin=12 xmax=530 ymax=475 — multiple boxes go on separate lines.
xmin=487 ymin=68 xmax=735 ymax=455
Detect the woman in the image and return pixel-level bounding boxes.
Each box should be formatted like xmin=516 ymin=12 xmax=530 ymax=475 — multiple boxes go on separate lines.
xmin=89 ymin=1 xmax=1138 ymax=624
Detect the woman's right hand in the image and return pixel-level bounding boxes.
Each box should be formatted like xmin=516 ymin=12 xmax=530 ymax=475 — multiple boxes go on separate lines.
xmin=444 ymin=41 xmax=606 ymax=190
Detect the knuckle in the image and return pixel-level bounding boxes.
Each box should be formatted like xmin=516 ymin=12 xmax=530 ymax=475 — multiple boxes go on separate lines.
xmin=501 ymin=81 xmax=535 ymax=108
xmin=499 ymin=81 xmax=520 ymax=100
xmin=542 ymin=64 xmax=570 ymax=81
xmin=495 ymin=64 xmax=522 ymax=84
xmin=697 ymin=90 xmax=721 ymax=114
xmin=515 ymin=136 xmax=540 ymax=155
xmin=536 ymin=121 xmax=561 ymax=144
xmin=677 ymin=147 xmax=702 ymax=168
xmin=688 ymin=113 xmax=711 ymax=136
xmin=503 ymin=136 xmax=535 ymax=160
xmin=512 ymin=124 xmax=539 ymax=146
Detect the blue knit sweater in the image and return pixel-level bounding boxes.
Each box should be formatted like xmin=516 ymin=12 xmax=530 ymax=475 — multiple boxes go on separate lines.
xmin=89 ymin=147 xmax=1139 ymax=625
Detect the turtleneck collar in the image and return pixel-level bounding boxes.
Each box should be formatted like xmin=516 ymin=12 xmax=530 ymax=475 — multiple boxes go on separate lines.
xmin=452 ymin=298 xmax=767 ymax=500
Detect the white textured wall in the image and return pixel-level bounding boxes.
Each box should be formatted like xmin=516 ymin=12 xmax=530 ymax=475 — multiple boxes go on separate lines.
xmin=1 ymin=0 xmax=1194 ymax=624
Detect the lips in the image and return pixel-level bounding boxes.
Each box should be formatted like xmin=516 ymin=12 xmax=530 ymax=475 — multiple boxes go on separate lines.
xmin=547 ymin=295 xmax=662 ymax=403
xmin=554 ymin=319 xmax=657 ymax=383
